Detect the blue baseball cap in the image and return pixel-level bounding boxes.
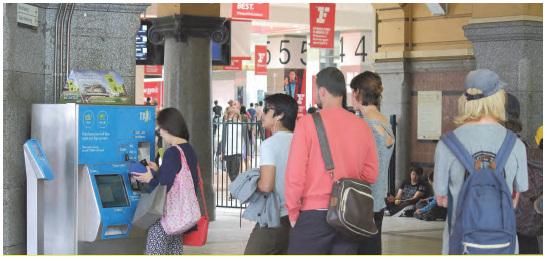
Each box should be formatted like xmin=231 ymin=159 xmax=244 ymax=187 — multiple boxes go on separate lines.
xmin=464 ymin=69 xmax=506 ymax=101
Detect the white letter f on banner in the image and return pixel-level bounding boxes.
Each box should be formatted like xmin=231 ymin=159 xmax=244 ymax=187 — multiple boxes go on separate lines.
xmin=316 ymin=6 xmax=330 ymax=24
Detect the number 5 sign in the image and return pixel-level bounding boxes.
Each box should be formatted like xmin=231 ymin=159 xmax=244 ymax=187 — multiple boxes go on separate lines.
xmin=266 ymin=36 xmax=307 ymax=69
xmin=310 ymin=3 xmax=336 ymax=49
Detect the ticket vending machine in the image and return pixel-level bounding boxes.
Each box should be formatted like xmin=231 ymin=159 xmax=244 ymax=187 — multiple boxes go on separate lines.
xmin=27 ymin=104 xmax=155 ymax=255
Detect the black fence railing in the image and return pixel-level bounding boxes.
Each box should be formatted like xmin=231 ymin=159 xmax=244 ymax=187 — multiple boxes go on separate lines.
xmin=212 ymin=115 xmax=265 ymax=208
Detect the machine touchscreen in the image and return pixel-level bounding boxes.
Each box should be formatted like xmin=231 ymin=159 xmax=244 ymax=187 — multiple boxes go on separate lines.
xmin=94 ymin=175 xmax=130 ymax=208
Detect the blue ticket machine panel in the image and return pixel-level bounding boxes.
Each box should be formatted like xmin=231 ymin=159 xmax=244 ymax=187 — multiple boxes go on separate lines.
xmin=86 ymin=164 xmax=140 ymax=240
xmin=24 ymin=139 xmax=54 ymax=180
xmin=77 ymin=105 xmax=155 ymax=240
xmin=78 ymin=106 xmax=155 ymax=164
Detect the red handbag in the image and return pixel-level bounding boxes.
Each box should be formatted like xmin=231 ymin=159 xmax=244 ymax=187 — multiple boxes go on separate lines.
xmin=183 ymin=165 xmax=210 ymax=246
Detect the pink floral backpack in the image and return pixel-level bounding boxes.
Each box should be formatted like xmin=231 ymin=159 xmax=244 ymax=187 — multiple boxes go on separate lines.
xmin=160 ymin=145 xmax=201 ymax=235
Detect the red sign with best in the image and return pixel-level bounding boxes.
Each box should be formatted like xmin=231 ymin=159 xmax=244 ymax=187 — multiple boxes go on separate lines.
xmin=232 ymin=3 xmax=269 ymax=20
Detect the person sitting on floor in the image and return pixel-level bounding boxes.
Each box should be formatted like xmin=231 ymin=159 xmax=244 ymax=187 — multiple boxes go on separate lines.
xmin=385 ymin=166 xmax=428 ymax=217
xmin=413 ymin=171 xmax=448 ymax=221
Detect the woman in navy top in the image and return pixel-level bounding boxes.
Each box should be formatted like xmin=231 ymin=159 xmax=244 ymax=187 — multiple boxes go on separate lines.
xmin=132 ymin=107 xmax=200 ymax=255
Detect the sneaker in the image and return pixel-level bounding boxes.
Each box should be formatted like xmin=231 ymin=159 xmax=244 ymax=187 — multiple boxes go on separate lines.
xmin=413 ymin=212 xmax=422 ymax=220
xmin=423 ymin=214 xmax=437 ymax=221
xmin=392 ymin=206 xmax=413 ymax=217
xmin=384 ymin=209 xmax=391 ymax=216
xmin=403 ymin=210 xmax=414 ymax=217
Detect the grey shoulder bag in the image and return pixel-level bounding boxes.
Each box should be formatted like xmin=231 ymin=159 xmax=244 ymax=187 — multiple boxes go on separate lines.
xmin=311 ymin=113 xmax=378 ymax=239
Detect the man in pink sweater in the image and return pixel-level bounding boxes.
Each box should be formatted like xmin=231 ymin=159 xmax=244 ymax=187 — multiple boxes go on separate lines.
xmin=284 ymin=67 xmax=379 ymax=255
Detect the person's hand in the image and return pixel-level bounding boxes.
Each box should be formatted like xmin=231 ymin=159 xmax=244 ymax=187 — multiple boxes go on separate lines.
xmin=147 ymin=162 xmax=159 ymax=172
xmin=436 ymin=195 xmax=448 ymax=207
xmin=387 ymin=195 xmax=395 ymax=203
xmin=290 ymin=221 xmax=296 ymax=228
xmin=132 ymin=166 xmax=153 ymax=183
xmin=416 ymin=209 xmax=422 ymax=215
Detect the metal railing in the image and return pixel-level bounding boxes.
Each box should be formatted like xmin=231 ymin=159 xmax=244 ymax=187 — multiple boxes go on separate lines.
xmin=212 ymin=113 xmax=397 ymax=207
xmin=212 ymin=115 xmax=265 ymax=208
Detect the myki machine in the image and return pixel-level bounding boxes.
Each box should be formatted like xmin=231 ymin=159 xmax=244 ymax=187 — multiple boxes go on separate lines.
xmin=24 ymin=103 xmax=155 ymax=255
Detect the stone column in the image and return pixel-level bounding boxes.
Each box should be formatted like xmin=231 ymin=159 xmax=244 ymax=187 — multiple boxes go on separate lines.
xmin=149 ymin=15 xmax=230 ymax=221
xmin=3 ymin=3 xmax=148 ymax=254
xmin=373 ymin=61 xmax=412 ymax=193
xmin=463 ymin=20 xmax=543 ymax=143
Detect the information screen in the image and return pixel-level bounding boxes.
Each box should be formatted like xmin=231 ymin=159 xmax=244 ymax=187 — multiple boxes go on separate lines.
xmin=136 ymin=24 xmax=148 ymax=61
xmin=95 ymin=175 xmax=130 ymax=208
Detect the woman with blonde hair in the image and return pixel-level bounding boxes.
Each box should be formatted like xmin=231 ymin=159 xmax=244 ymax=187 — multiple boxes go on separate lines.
xmin=433 ymin=69 xmax=529 ymax=254
xmin=350 ymin=71 xmax=395 ymax=255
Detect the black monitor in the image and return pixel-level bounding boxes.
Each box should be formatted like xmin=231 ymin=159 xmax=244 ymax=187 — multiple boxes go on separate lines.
xmin=95 ymin=175 xmax=130 ymax=208
xmin=212 ymin=20 xmax=231 ymax=66
xmin=136 ymin=19 xmax=164 ymax=66
xmin=136 ymin=19 xmax=231 ymax=66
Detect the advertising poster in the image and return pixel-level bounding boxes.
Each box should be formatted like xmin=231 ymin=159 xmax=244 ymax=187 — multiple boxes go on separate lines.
xmin=312 ymin=75 xmax=317 ymax=107
xmin=255 ymin=45 xmax=268 ymax=75
xmin=231 ymin=3 xmax=269 ymax=20
xmin=143 ymin=81 xmax=163 ymax=108
xmin=257 ymin=90 xmax=264 ymax=103
xmin=59 ymin=70 xmax=129 ymax=104
xmin=310 ymin=3 xmax=336 ymax=49
xmin=223 ymin=58 xmax=242 ymax=71
xmin=284 ymin=68 xmax=306 ymax=120
xmin=237 ymin=86 xmax=244 ymax=105
xmin=144 ymin=65 xmax=162 ymax=76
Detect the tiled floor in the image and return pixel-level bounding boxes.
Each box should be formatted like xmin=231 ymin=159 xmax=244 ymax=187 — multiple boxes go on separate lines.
xmin=184 ymin=207 xmax=447 ymax=255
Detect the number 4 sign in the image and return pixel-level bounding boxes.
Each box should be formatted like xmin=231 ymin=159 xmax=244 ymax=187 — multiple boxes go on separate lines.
xmin=310 ymin=3 xmax=336 ymax=49
xmin=339 ymin=31 xmax=370 ymax=66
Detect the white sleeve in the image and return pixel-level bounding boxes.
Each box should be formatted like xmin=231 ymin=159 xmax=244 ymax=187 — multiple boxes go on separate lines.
xmin=259 ymin=139 xmax=276 ymax=167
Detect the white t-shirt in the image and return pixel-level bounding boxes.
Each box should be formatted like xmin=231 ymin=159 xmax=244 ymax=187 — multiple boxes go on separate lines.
xmin=260 ymin=131 xmax=293 ymax=217
xmin=255 ymin=106 xmax=264 ymax=119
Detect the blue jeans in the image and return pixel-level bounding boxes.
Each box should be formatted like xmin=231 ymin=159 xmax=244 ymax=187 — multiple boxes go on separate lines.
xmin=287 ymin=210 xmax=359 ymax=255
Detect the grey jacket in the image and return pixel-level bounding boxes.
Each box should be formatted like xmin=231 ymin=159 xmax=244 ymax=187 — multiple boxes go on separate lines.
xmin=228 ymin=168 xmax=281 ymax=228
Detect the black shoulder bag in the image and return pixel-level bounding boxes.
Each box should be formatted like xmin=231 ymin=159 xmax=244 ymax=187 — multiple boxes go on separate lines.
xmin=312 ymin=113 xmax=378 ymax=239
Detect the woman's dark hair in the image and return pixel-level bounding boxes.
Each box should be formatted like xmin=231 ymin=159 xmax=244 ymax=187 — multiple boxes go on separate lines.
xmin=411 ymin=166 xmax=424 ymax=176
xmin=240 ymin=105 xmax=247 ymax=115
xmin=428 ymin=171 xmax=434 ymax=182
xmin=264 ymin=93 xmax=298 ymax=131
xmin=156 ymin=107 xmax=190 ymax=141
xmin=350 ymin=71 xmax=383 ymax=107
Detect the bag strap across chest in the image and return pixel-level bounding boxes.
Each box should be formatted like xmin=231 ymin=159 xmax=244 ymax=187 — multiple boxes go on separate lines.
xmin=312 ymin=113 xmax=336 ymax=181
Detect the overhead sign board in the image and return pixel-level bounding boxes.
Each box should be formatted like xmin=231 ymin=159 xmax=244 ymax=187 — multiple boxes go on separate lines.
xmin=232 ymin=3 xmax=269 ymax=20
xmin=223 ymin=59 xmax=242 ymax=71
xmin=17 ymin=4 xmax=38 ymax=28
xmin=310 ymin=3 xmax=336 ymax=49
xmin=255 ymin=45 xmax=268 ymax=75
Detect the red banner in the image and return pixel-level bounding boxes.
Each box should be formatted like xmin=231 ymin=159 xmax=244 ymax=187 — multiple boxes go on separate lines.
xmin=312 ymin=75 xmax=317 ymax=107
xmin=310 ymin=3 xmax=336 ymax=49
xmin=143 ymin=81 xmax=163 ymax=109
xmin=144 ymin=65 xmax=162 ymax=75
xmin=296 ymin=69 xmax=307 ymax=121
xmin=254 ymin=45 xmax=267 ymax=75
xmin=223 ymin=59 xmax=242 ymax=71
xmin=232 ymin=3 xmax=269 ymax=20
